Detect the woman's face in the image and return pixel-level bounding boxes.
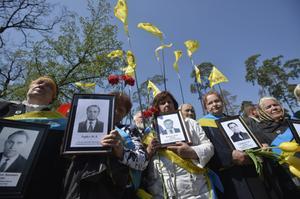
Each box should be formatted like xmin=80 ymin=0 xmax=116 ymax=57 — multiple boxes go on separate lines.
xmin=205 ymin=94 xmax=223 ymax=115
xmin=158 ymin=96 xmax=176 ymax=114
xmin=262 ymin=99 xmax=283 ymax=121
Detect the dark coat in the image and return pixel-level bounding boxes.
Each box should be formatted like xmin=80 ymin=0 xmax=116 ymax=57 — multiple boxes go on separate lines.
xmin=0 ymin=100 xmax=26 ymax=118
xmin=231 ymin=132 xmax=250 ymax=142
xmin=0 ymin=153 xmax=26 ymax=172
xmin=78 ymin=120 xmax=104 ymax=132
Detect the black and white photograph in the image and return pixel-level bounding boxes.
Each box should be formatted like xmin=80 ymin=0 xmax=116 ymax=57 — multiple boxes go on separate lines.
xmin=62 ymin=94 xmax=114 ymax=155
xmin=155 ymin=111 xmax=189 ymax=146
xmin=0 ymin=119 xmax=48 ymax=198
xmin=216 ymin=116 xmax=261 ymax=151
xmin=288 ymin=119 xmax=300 ymax=144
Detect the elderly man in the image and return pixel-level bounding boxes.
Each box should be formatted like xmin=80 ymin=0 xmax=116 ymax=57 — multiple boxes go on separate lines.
xmin=0 ymin=130 xmax=28 ymax=172
xmin=0 ymin=76 xmax=57 ymax=118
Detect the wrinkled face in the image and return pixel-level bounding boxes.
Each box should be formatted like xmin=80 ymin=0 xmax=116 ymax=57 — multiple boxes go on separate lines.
xmin=164 ymin=120 xmax=173 ymax=129
xmin=87 ymin=106 xmax=100 ymax=120
xmin=158 ymin=96 xmax=175 ymax=114
xmin=27 ymin=80 xmax=54 ymax=105
xmin=114 ymin=102 xmax=128 ymax=124
xmin=262 ymin=99 xmax=283 ymax=121
xmin=4 ymin=134 xmax=27 ymax=158
xmin=134 ymin=112 xmax=143 ymax=125
xmin=228 ymin=123 xmax=240 ymax=133
xmin=205 ymin=94 xmax=223 ymax=115
xmin=181 ymin=104 xmax=195 ymax=119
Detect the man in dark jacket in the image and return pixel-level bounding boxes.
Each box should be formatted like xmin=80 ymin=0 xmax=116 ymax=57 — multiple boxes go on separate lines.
xmin=228 ymin=122 xmax=250 ymax=142
xmin=0 ymin=130 xmax=28 ymax=172
xmin=78 ymin=105 xmax=104 ymax=132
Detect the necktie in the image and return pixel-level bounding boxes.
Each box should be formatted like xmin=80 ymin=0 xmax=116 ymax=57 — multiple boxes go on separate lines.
xmin=88 ymin=121 xmax=93 ymax=132
xmin=0 ymin=158 xmax=9 ymax=172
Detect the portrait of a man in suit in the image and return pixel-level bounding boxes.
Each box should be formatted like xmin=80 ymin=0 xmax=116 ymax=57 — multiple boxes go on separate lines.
xmin=228 ymin=122 xmax=250 ymax=142
xmin=78 ymin=105 xmax=104 ymax=133
xmin=0 ymin=130 xmax=28 ymax=173
xmin=161 ymin=119 xmax=180 ymax=135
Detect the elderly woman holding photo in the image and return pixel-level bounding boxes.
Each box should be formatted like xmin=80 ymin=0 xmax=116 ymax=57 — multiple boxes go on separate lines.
xmin=199 ymin=91 xmax=278 ymax=199
xmin=145 ymin=91 xmax=214 ymax=199
xmin=248 ymin=96 xmax=300 ymax=197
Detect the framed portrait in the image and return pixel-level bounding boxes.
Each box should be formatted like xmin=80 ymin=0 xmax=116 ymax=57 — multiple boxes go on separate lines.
xmin=287 ymin=119 xmax=300 ymax=144
xmin=0 ymin=119 xmax=49 ymax=198
xmin=62 ymin=94 xmax=115 ymax=155
xmin=154 ymin=111 xmax=191 ymax=147
xmin=216 ymin=116 xmax=262 ymax=151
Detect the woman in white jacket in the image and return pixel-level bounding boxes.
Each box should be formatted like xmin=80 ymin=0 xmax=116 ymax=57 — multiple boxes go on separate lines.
xmin=145 ymin=91 xmax=214 ymax=199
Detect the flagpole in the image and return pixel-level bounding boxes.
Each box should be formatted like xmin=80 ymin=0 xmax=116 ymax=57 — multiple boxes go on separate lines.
xmin=161 ymin=41 xmax=167 ymax=91
xmin=177 ymin=73 xmax=185 ymax=103
xmin=217 ymin=84 xmax=229 ymax=115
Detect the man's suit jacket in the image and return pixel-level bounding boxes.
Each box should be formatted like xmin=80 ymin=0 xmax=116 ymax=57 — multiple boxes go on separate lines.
xmin=78 ymin=119 xmax=104 ymax=132
xmin=0 ymin=153 xmax=27 ymax=172
xmin=231 ymin=132 xmax=250 ymax=142
xmin=161 ymin=128 xmax=180 ymax=135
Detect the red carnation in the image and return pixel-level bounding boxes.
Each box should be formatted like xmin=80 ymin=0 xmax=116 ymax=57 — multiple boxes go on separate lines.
xmin=108 ymin=74 xmax=119 ymax=85
xmin=149 ymin=107 xmax=159 ymax=114
xmin=124 ymin=76 xmax=135 ymax=86
xmin=142 ymin=110 xmax=153 ymax=118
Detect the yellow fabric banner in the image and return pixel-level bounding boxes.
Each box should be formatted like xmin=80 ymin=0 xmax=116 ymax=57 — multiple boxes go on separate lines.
xmin=107 ymin=50 xmax=123 ymax=58
xmin=194 ymin=66 xmax=201 ymax=83
xmin=198 ymin=118 xmax=218 ymax=128
xmin=5 ymin=111 xmax=64 ymax=120
xmin=126 ymin=50 xmax=136 ymax=69
xmin=137 ymin=23 xmax=163 ymax=40
xmin=208 ymin=66 xmax=228 ymax=88
xmin=155 ymin=43 xmax=173 ymax=61
xmin=147 ymin=80 xmax=161 ymax=97
xmin=121 ymin=65 xmax=135 ymax=77
xmin=173 ymin=50 xmax=182 ymax=73
xmin=75 ymin=82 xmax=96 ymax=88
xmin=114 ymin=0 xmax=128 ymax=34
xmin=184 ymin=40 xmax=199 ymax=57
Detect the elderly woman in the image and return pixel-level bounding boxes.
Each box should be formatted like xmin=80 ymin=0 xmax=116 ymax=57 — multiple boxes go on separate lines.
xmin=178 ymin=103 xmax=196 ymax=120
xmin=145 ymin=91 xmax=214 ymax=199
xmin=248 ymin=97 xmax=300 ymax=197
xmin=199 ymin=91 xmax=277 ymax=199
xmin=63 ymin=92 xmax=148 ymax=199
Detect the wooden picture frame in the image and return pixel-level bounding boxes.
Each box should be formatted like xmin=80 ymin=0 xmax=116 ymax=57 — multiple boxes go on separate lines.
xmin=62 ymin=94 xmax=115 ymax=155
xmin=0 ymin=119 xmax=49 ymax=198
xmin=216 ymin=115 xmax=262 ymax=151
xmin=287 ymin=119 xmax=300 ymax=144
xmin=154 ymin=111 xmax=191 ymax=147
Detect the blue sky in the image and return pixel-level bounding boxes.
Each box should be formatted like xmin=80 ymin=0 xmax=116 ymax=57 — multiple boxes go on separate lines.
xmin=56 ymin=0 xmax=300 ymax=118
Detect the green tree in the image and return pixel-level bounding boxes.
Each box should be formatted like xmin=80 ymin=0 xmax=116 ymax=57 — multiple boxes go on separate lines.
xmin=2 ymin=0 xmax=123 ymax=103
xmin=245 ymin=54 xmax=300 ymax=113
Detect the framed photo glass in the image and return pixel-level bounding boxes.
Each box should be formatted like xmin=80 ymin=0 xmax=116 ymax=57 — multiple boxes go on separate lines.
xmin=216 ymin=115 xmax=261 ymax=151
xmin=154 ymin=111 xmax=190 ymax=147
xmin=287 ymin=119 xmax=300 ymax=144
xmin=0 ymin=119 xmax=49 ymax=198
xmin=62 ymin=94 xmax=115 ymax=155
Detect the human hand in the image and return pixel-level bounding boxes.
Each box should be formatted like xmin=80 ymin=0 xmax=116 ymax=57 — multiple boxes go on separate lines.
xmin=232 ymin=150 xmax=250 ymax=165
xmin=100 ymin=130 xmax=123 ymax=159
xmin=167 ymin=142 xmax=198 ymax=159
xmin=146 ymin=138 xmax=160 ymax=157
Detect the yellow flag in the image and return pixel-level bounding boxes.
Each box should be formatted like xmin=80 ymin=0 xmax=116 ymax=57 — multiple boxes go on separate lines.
xmin=208 ymin=66 xmax=229 ymax=87
xmin=173 ymin=50 xmax=182 ymax=73
xmin=107 ymin=50 xmax=123 ymax=58
xmin=194 ymin=66 xmax=201 ymax=83
xmin=75 ymin=82 xmax=96 ymax=88
xmin=147 ymin=80 xmax=161 ymax=97
xmin=184 ymin=40 xmax=199 ymax=57
xmin=114 ymin=0 xmax=128 ymax=34
xmin=121 ymin=66 xmax=135 ymax=77
xmin=155 ymin=43 xmax=173 ymax=61
xmin=126 ymin=50 xmax=136 ymax=69
xmin=137 ymin=23 xmax=163 ymax=40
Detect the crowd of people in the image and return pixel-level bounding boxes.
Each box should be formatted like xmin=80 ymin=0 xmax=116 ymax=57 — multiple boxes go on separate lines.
xmin=0 ymin=76 xmax=299 ymax=199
